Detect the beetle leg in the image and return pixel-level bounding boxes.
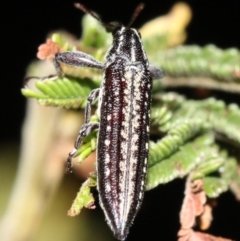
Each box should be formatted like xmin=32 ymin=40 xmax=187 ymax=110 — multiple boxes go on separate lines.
xmin=54 ymin=51 xmax=105 ymax=76
xmin=66 ymin=122 xmax=99 ymax=173
xmin=85 ymin=88 xmax=100 ymax=123
xmin=65 ymin=88 xmax=100 ymax=172
xmin=148 ymin=65 xmax=164 ymax=80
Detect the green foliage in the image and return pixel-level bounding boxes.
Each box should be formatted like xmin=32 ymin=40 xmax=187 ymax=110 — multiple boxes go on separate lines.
xmin=202 ymin=177 xmax=228 ymax=198
xmin=81 ymin=15 xmax=112 ymax=49
xmin=68 ymin=174 xmax=97 ymax=216
xmin=75 ymin=131 xmax=98 ymax=163
xmin=147 ymin=134 xmax=214 ymax=189
xmin=22 ymin=77 xmax=98 ymax=109
xmin=152 ymin=45 xmax=240 ymax=82
xmin=221 ymin=157 xmax=240 ymax=198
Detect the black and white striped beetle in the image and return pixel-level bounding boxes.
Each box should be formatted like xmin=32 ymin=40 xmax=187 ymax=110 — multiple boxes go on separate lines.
xmin=54 ymin=3 xmax=164 ymax=240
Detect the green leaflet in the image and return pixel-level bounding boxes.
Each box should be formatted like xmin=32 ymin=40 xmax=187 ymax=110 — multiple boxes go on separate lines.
xmin=73 ymin=115 xmax=99 ymax=162
xmin=153 ymin=94 xmax=240 ymax=146
xmin=151 ymin=105 xmax=173 ymax=130
xmin=191 ymin=156 xmax=224 ymax=180
xmin=68 ymin=174 xmax=97 ymax=216
xmin=81 ymin=15 xmax=112 ymax=49
xmin=150 ymin=45 xmax=240 ymax=83
xmin=75 ymin=131 xmax=98 ymax=163
xmin=22 ymin=77 xmax=98 ymax=109
xmin=221 ymin=158 xmax=240 ymax=199
xmin=146 ymin=134 xmax=214 ymax=190
xmin=152 ymin=92 xmax=186 ymax=108
xmin=143 ymin=35 xmax=168 ymax=54
xmin=203 ymin=177 xmax=228 ymax=198
xmin=148 ymin=120 xmax=210 ymax=168
xmin=208 ymin=102 xmax=240 ymax=144
xmin=151 ymin=92 xmax=186 ymax=130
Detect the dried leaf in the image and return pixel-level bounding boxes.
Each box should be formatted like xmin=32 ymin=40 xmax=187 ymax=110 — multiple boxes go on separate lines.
xmin=37 ymin=39 xmax=61 ymax=61
xmin=180 ymin=178 xmax=206 ymax=229
xmin=198 ymin=202 xmax=215 ymax=230
xmin=178 ymin=229 xmax=233 ymax=241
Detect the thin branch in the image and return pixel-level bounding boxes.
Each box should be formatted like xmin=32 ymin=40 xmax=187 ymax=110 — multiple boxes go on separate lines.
xmin=161 ymin=76 xmax=240 ymax=94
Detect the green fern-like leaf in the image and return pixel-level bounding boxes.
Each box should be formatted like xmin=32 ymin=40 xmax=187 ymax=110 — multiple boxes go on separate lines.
xmin=146 ymin=133 xmax=214 ymax=190
xmin=208 ymin=102 xmax=240 ymax=144
xmin=81 ymin=14 xmax=112 ymax=49
xmin=75 ymin=131 xmax=98 ymax=163
xmin=152 ymin=45 xmax=240 ymax=81
xmin=203 ymin=177 xmax=228 ymax=198
xmin=191 ymin=156 xmax=225 ymax=180
xmin=221 ymin=157 xmax=240 ymax=199
xmin=155 ymin=94 xmax=240 ymax=144
xmin=68 ymin=174 xmax=97 ymax=216
xmin=149 ymin=45 xmax=240 ymax=93
xmin=148 ymin=120 xmax=210 ymax=168
xmin=22 ymin=77 xmax=99 ymax=109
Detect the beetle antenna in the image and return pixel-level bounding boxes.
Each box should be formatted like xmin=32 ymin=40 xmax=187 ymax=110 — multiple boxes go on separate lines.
xmin=74 ymin=3 xmax=102 ymax=23
xmin=127 ymin=3 xmax=145 ymax=28
xmin=74 ymin=3 xmax=116 ymax=30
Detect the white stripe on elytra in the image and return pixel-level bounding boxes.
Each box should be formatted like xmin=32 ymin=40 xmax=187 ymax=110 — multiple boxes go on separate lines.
xmin=118 ymin=64 xmax=147 ymax=227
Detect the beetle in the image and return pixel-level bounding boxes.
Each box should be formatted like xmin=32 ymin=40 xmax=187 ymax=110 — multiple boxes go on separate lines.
xmin=53 ymin=3 xmax=164 ymax=240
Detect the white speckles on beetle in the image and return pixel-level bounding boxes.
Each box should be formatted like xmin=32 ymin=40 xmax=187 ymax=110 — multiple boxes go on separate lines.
xmin=105 ymin=139 xmax=110 ymax=146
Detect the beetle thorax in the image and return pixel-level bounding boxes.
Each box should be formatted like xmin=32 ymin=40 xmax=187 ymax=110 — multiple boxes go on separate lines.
xmin=105 ymin=27 xmax=149 ymax=66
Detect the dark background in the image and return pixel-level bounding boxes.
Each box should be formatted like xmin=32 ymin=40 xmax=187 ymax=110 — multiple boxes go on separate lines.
xmin=1 ymin=0 xmax=240 ymax=240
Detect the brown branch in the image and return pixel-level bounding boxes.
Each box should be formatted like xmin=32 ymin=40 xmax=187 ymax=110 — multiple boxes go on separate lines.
xmin=161 ymin=76 xmax=240 ymax=94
